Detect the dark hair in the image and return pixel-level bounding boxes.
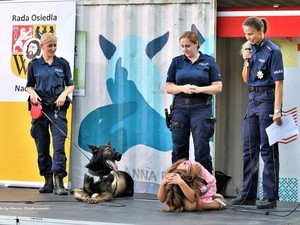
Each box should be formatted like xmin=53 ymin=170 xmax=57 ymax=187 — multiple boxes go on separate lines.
xmin=179 ymin=31 xmax=200 ymax=48
xmin=165 ymin=182 xmax=185 ymax=212
xmin=243 ymin=16 xmax=268 ymax=34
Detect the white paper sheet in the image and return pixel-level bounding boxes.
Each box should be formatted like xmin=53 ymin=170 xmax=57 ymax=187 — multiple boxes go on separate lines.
xmin=265 ymin=114 xmax=299 ymax=146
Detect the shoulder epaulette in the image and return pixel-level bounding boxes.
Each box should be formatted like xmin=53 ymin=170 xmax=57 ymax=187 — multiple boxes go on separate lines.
xmin=31 ymin=58 xmax=38 ymax=62
xmin=266 ymin=45 xmax=273 ymax=52
xmin=59 ymin=57 xmax=70 ymax=65
xmin=59 ymin=57 xmax=67 ymax=62
xmin=28 ymin=58 xmax=38 ymax=65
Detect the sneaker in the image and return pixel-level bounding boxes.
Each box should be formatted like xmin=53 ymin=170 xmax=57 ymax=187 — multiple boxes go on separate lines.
xmin=214 ymin=193 xmax=227 ymax=208
xmin=256 ymin=198 xmax=276 ymax=209
xmin=231 ymin=195 xmax=256 ymax=205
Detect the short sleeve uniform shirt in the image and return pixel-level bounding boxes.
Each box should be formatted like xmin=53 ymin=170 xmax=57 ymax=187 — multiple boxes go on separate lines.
xmin=26 ymin=56 xmax=75 ymax=104
xmin=248 ymin=38 xmax=284 ymax=87
xmin=166 ymin=52 xmax=221 ymax=98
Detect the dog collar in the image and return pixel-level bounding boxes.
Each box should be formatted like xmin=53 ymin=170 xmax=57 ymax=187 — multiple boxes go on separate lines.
xmin=87 ymin=169 xmax=109 ymax=177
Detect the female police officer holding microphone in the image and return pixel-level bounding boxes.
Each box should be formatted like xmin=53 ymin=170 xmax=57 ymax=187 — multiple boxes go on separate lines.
xmin=231 ymin=17 xmax=284 ymax=209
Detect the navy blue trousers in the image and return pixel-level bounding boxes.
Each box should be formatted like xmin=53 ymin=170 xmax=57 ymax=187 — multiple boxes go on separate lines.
xmin=170 ymin=102 xmax=215 ymax=173
xmin=30 ymin=108 xmax=68 ymax=177
xmin=240 ymin=90 xmax=279 ymax=201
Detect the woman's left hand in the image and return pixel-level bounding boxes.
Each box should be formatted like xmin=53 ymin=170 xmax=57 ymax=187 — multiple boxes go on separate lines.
xmin=273 ymin=113 xmax=282 ymax=126
xmin=55 ymin=93 xmax=67 ymax=107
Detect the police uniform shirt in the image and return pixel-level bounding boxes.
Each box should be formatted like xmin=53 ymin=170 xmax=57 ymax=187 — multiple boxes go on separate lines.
xmin=166 ymin=51 xmax=221 ymax=98
xmin=26 ymin=56 xmax=75 ymax=104
xmin=248 ymin=38 xmax=284 ymax=87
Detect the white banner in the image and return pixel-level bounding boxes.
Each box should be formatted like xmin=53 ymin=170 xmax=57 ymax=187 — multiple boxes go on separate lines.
xmin=0 ymin=0 xmax=76 ymax=186
xmin=0 ymin=0 xmax=76 ymax=102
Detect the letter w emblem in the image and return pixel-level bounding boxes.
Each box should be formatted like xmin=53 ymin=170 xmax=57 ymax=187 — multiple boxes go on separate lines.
xmin=11 ymin=54 xmax=28 ymax=79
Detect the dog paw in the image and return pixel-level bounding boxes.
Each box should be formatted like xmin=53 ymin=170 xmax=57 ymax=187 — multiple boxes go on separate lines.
xmin=73 ymin=189 xmax=90 ymax=202
xmin=88 ymin=198 xmax=99 ymax=204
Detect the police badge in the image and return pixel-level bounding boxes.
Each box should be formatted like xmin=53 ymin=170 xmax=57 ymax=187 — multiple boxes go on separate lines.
xmin=257 ymin=70 xmax=264 ymax=79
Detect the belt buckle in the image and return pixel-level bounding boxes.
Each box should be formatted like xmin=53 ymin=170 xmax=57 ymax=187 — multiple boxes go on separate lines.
xmin=183 ymin=98 xmax=190 ymax=104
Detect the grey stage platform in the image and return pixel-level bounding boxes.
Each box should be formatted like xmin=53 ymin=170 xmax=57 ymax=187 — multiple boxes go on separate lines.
xmin=0 ymin=187 xmax=299 ymax=225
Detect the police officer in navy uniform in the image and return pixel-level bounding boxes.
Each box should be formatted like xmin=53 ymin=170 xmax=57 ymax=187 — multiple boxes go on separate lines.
xmin=231 ymin=17 xmax=284 ymax=209
xmin=26 ymin=33 xmax=75 ymax=195
xmin=166 ymin=31 xmax=222 ymax=174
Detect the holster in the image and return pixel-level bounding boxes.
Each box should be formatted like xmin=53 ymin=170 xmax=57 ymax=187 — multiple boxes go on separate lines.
xmin=63 ymin=96 xmax=72 ymax=110
xmin=165 ymin=108 xmax=171 ymax=128
xmin=165 ymin=100 xmax=174 ymax=129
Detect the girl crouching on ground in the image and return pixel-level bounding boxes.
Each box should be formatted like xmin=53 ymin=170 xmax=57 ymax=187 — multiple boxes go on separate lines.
xmin=157 ymin=159 xmax=226 ymax=212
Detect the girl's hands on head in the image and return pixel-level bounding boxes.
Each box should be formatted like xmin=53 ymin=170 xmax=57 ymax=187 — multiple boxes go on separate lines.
xmin=163 ymin=173 xmax=183 ymax=185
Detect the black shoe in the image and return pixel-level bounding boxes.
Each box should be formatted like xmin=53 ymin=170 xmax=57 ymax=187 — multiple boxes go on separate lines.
xmin=53 ymin=175 xmax=68 ymax=195
xmin=231 ymin=195 xmax=256 ymax=205
xmin=256 ymin=199 xmax=277 ymax=209
xmin=39 ymin=174 xmax=54 ymax=193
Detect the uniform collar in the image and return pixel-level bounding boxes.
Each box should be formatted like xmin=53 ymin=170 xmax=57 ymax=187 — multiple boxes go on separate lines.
xmin=40 ymin=55 xmax=59 ymax=65
xmin=183 ymin=51 xmax=203 ymax=62
xmin=254 ymin=38 xmax=268 ymax=50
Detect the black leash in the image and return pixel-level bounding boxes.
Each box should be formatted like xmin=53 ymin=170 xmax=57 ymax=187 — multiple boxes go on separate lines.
xmin=41 ymin=110 xmax=91 ymax=162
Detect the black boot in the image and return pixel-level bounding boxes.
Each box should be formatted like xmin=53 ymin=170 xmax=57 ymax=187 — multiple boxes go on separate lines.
xmin=39 ymin=174 xmax=53 ymax=193
xmin=54 ymin=175 xmax=68 ymax=195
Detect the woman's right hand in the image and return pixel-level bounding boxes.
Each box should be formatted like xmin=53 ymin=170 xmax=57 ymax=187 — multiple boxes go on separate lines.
xmin=30 ymin=92 xmax=42 ymax=105
xmin=243 ymin=49 xmax=252 ymax=61
xmin=181 ymin=84 xmax=195 ymax=94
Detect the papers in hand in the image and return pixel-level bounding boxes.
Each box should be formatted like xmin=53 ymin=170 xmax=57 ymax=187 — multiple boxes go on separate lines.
xmin=265 ymin=114 xmax=299 ymax=146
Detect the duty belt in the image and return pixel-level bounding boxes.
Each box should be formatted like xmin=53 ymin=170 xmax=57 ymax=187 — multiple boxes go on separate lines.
xmin=174 ymin=97 xmax=208 ymax=105
xmin=248 ymin=86 xmax=275 ymax=92
xmin=41 ymin=103 xmax=59 ymax=110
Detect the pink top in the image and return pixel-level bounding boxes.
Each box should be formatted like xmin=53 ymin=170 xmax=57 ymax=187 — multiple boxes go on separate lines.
xmin=194 ymin=162 xmax=217 ymax=204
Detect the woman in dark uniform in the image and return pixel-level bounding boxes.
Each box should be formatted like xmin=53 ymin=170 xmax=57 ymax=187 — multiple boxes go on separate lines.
xmin=166 ymin=31 xmax=222 ymax=174
xmin=26 ymin=33 xmax=75 ymax=195
xmin=231 ymin=17 xmax=284 ymax=209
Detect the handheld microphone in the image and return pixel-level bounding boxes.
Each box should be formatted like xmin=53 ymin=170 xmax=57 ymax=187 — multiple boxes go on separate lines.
xmin=244 ymin=43 xmax=252 ymax=63
xmin=245 ymin=43 xmax=251 ymax=51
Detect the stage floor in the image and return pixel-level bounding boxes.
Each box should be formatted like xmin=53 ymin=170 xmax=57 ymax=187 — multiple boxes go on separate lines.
xmin=0 ymin=187 xmax=299 ymax=225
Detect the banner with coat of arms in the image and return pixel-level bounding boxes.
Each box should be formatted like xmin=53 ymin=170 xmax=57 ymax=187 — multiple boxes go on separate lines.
xmin=11 ymin=24 xmax=56 ymax=79
xmin=0 ymin=0 xmax=76 ymax=187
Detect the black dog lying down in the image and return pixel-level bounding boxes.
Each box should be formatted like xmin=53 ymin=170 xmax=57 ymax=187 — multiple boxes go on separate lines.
xmin=73 ymin=143 xmax=134 ymax=203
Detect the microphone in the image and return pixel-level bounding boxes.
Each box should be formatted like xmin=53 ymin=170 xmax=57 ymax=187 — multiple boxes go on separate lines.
xmin=244 ymin=43 xmax=252 ymax=63
xmin=244 ymin=42 xmax=251 ymax=51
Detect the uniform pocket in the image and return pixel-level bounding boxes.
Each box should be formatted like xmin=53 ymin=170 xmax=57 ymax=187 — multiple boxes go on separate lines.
xmin=54 ymin=69 xmax=65 ymax=78
xmin=259 ymin=114 xmax=274 ymax=128
xmin=206 ymin=117 xmax=216 ymax=138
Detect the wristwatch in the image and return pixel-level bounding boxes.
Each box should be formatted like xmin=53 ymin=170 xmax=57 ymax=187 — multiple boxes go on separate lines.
xmin=243 ymin=60 xmax=250 ymax=67
xmin=274 ymin=109 xmax=281 ymax=114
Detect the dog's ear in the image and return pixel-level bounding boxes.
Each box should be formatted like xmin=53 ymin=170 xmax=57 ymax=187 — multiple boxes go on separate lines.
xmin=105 ymin=140 xmax=111 ymax=146
xmin=87 ymin=144 xmax=98 ymax=154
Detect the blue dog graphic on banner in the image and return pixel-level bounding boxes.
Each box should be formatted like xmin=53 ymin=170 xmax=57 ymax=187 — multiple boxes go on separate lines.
xmin=78 ymin=32 xmax=172 ymax=153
